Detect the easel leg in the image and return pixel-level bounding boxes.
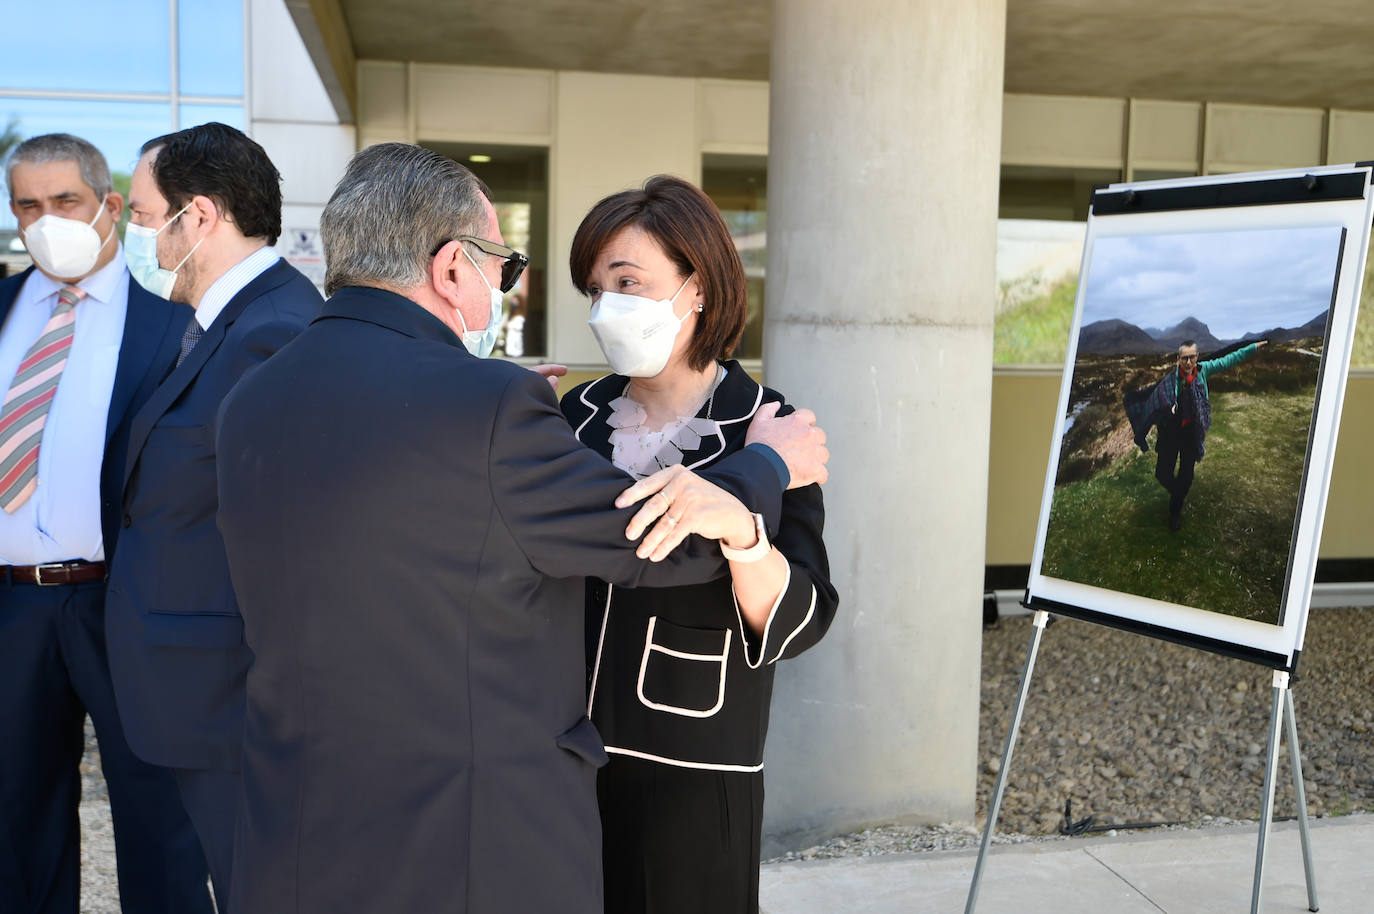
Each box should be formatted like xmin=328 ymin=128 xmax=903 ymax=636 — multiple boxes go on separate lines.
xmin=1284 ymin=690 xmax=1319 ymax=912
xmin=964 ymin=609 xmax=1050 ymax=914
xmin=1252 ymin=670 xmax=1289 ymax=914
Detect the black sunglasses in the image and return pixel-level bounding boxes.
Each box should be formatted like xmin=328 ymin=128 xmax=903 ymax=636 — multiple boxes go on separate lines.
xmin=431 ymin=235 xmax=529 ymax=293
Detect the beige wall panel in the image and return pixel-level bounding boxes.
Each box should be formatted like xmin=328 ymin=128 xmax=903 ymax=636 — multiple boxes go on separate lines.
xmin=357 ymin=132 xmax=411 ymax=149
xmin=1318 ymin=372 xmax=1374 ymax=558
xmin=1002 ymin=93 xmax=1126 ymax=168
xmin=1205 ymin=103 xmax=1324 ymax=172
xmin=550 ymin=71 xmax=701 ymax=366
xmin=413 ymin=64 xmax=553 ymax=140
xmin=985 ymin=370 xmax=1062 ymax=566
xmin=1327 ymin=110 xmax=1374 ymax=165
xmin=986 ymin=372 xmax=1374 ymax=565
xmin=357 ymin=60 xmax=408 ymax=134
xmin=1130 ymin=99 xmax=1201 ymax=172
xmin=253 ymin=122 xmax=356 ymax=205
xmin=253 ymin=0 xmax=339 ymax=123
xmin=699 ymin=79 xmax=769 ymax=152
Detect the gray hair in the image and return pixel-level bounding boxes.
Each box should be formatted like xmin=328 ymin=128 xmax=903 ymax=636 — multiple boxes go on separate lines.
xmin=6 ymin=133 xmax=113 ymax=200
xmin=321 ymin=143 xmax=490 ymax=297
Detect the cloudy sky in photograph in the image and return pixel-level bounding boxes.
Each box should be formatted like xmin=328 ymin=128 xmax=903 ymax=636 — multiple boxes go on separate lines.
xmin=1081 ymin=225 xmax=1345 ymax=339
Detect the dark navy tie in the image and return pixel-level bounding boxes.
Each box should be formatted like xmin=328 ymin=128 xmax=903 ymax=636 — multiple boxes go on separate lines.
xmin=176 ymin=315 xmax=203 ymax=368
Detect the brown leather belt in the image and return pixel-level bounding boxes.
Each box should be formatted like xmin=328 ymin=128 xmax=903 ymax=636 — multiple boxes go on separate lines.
xmin=3 ymin=561 xmax=108 ymax=585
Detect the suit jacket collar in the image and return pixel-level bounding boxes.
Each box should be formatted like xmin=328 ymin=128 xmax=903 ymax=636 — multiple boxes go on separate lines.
xmin=123 ymin=260 xmax=300 ymax=490
xmin=571 ymin=359 xmax=763 ymax=470
xmin=315 ymin=285 xmax=466 ymax=350
xmin=105 ymin=277 xmax=184 ymax=448
xmin=0 ymin=266 xmax=35 ymax=331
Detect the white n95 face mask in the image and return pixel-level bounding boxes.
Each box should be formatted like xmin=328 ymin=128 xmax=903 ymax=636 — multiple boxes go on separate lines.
xmin=21 ymin=195 xmax=113 ymax=279
xmin=587 ymin=273 xmax=695 ymax=378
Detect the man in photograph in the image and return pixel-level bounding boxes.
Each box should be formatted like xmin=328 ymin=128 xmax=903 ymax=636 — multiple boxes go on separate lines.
xmin=103 ymin=123 xmax=322 ymax=911
xmin=1129 ymin=337 xmax=1267 ymax=531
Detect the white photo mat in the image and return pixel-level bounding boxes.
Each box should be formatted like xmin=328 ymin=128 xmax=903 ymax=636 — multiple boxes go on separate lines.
xmin=1026 ymin=164 xmax=1374 ymax=670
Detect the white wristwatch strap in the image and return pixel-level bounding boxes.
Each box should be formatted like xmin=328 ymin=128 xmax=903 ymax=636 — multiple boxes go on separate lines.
xmin=721 ymin=512 xmax=770 ymax=563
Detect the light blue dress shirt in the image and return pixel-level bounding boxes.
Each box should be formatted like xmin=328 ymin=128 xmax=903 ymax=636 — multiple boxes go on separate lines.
xmin=194 ymin=245 xmax=280 ymax=331
xmin=0 ymin=249 xmax=129 ymax=564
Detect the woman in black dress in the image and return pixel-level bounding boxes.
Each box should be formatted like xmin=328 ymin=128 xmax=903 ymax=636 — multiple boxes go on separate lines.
xmin=560 ymin=175 xmax=839 ymax=914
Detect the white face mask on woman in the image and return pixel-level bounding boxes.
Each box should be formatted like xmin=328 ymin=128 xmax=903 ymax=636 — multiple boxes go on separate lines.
xmin=587 ymin=273 xmax=696 ymax=378
xmin=21 ymin=195 xmax=113 ymax=279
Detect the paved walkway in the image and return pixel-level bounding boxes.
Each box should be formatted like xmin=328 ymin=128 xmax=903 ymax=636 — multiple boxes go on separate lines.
xmin=761 ymin=814 xmax=1371 ymax=913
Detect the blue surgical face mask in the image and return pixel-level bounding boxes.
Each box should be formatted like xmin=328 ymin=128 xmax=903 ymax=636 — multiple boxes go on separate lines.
xmin=124 ymin=202 xmax=200 ymax=300
xmin=456 ymin=245 xmax=504 ymax=358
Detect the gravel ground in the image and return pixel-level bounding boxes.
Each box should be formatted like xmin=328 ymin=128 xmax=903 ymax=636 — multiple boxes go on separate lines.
xmin=775 ymin=606 xmax=1374 ymax=861
xmin=78 ymin=608 xmax=1373 ymax=903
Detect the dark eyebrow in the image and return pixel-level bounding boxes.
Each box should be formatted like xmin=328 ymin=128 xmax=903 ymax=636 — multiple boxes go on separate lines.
xmin=608 ymin=260 xmax=642 ymax=270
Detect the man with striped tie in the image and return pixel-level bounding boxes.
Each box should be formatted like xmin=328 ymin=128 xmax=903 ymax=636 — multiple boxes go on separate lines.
xmin=0 ymin=134 xmax=213 ymax=914
xmin=104 ymin=122 xmax=321 ymax=912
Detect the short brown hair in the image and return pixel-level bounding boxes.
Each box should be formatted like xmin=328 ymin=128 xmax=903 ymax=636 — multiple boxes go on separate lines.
xmin=570 ymin=175 xmax=747 ymax=372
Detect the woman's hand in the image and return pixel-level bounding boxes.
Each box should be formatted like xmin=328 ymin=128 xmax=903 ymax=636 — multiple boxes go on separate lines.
xmin=616 ymin=465 xmax=756 ymax=561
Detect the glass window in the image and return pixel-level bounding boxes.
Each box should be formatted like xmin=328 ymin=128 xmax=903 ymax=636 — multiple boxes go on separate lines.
xmin=0 ymin=99 xmax=174 ymax=233
xmin=424 ymin=142 xmax=550 ymax=359
xmin=179 ymin=104 xmax=245 ymax=131
xmin=702 ymin=154 xmax=767 ymax=361
xmin=0 ymin=1 xmax=170 ymax=94
xmin=178 ymin=0 xmax=245 ymax=98
xmin=994 ymin=166 xmax=1121 ymax=364
xmin=998 ymin=165 xmax=1121 ymax=222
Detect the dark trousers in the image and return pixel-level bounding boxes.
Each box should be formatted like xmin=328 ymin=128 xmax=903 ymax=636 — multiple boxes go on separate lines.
xmin=174 ymin=766 xmax=240 ymax=913
xmin=1155 ymin=420 xmax=1199 ymax=516
xmin=0 ymin=576 xmax=212 ymax=914
xmin=599 ymin=755 xmax=764 ymax=914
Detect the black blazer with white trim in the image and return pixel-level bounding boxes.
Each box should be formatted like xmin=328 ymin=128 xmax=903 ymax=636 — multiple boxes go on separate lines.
xmin=561 ymin=359 xmax=839 ymax=771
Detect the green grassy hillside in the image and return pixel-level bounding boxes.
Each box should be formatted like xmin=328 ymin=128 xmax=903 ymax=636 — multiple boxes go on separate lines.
xmin=1041 ymin=387 xmax=1314 ymax=622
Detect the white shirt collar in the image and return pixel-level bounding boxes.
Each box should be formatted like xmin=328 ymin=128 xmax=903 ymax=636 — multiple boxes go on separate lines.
xmin=24 ymin=245 xmax=128 ymax=307
xmin=195 ymin=246 xmax=281 ymax=330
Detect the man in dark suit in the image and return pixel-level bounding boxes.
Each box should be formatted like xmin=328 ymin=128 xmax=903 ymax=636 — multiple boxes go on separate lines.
xmin=215 ymin=143 xmax=826 ymax=913
xmin=0 ymin=134 xmax=212 ymax=914
xmin=104 ymin=123 xmax=322 ymax=911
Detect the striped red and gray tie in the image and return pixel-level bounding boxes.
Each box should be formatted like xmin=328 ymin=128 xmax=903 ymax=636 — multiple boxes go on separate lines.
xmin=0 ymin=285 xmax=84 ymax=513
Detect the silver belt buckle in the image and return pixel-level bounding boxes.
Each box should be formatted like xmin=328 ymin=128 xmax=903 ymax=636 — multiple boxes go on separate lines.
xmin=33 ymin=562 xmax=73 ymax=586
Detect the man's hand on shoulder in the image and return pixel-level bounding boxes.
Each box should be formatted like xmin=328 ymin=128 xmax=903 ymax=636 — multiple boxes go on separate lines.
xmin=528 ymin=363 xmax=568 ymax=391
xmin=746 ymin=401 xmax=829 ymax=488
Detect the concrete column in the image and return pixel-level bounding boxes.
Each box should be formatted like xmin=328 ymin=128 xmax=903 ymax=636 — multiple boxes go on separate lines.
xmin=761 ymin=0 xmax=1006 ymax=854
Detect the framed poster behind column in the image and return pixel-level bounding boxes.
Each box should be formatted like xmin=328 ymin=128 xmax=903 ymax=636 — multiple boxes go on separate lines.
xmin=1025 ymin=165 xmax=1374 ymax=671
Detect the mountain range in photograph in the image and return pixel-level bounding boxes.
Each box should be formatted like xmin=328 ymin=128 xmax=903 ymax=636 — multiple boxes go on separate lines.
xmin=1076 ymin=311 xmax=1328 ymax=356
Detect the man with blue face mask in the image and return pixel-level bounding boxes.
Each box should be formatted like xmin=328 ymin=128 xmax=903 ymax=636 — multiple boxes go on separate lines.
xmin=103 ymin=123 xmax=321 ymax=912
xmin=0 ymin=133 xmax=212 ymax=914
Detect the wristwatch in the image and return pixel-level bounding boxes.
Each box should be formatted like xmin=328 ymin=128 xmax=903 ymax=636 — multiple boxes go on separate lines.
xmin=721 ymin=512 xmax=770 ymax=563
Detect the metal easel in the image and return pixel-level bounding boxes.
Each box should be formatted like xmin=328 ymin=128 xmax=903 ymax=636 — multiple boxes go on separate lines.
xmin=964 ymin=611 xmax=1319 ymax=913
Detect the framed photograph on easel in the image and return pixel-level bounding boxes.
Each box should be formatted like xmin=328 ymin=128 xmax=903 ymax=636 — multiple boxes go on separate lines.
xmin=1025 ymin=166 xmax=1374 ymax=673
xmin=966 ymin=165 xmax=1374 ymax=914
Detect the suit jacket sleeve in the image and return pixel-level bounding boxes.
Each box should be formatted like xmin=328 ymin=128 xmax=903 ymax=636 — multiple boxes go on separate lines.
xmin=696 ymin=446 xmax=784 ymax=536
xmin=733 ymin=481 xmax=838 ymax=668
xmin=488 ymin=369 xmax=731 ymax=587
xmin=225 ymin=317 xmax=307 ymax=382
xmin=727 ymin=392 xmax=839 ymax=668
